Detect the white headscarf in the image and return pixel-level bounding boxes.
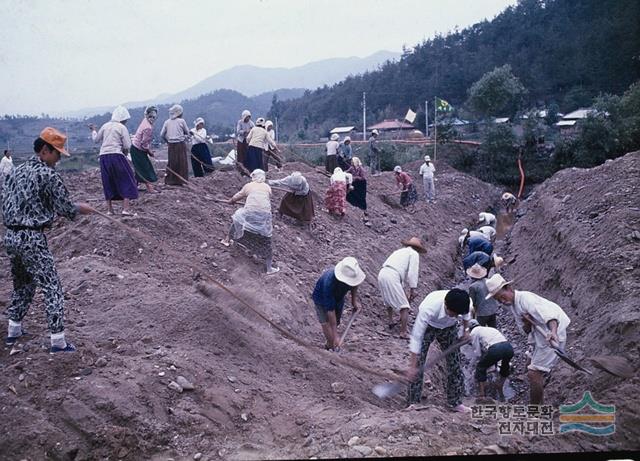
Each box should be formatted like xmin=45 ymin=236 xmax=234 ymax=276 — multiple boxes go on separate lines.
xmin=111 ymin=105 xmax=131 ymax=122
xmin=194 ymin=117 xmax=205 ymax=127
xmin=331 ymin=167 xmax=347 ymax=184
xmin=394 ymin=165 xmax=402 ymax=173
xmin=250 ymin=169 xmax=266 ymax=183
xmin=169 ymin=104 xmax=183 ymax=119
xmin=265 ymin=120 xmax=274 ymax=129
xmin=241 ymin=109 xmax=251 ymax=119
xmin=352 ymin=156 xmax=362 ymax=167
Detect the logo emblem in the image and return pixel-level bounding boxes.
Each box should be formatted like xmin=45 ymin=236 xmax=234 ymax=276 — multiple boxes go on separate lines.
xmin=559 ymin=391 xmax=615 ymax=435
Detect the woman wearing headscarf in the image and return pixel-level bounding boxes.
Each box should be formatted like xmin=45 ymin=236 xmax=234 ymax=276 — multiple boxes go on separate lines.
xmin=394 ymin=165 xmax=418 ymax=210
xmin=160 ymin=104 xmax=190 ymax=186
xmin=346 ymin=157 xmax=369 ymax=223
xmin=326 ymin=133 xmax=340 ymax=173
xmin=189 ymin=117 xmax=214 ymax=177
xmin=325 ymin=167 xmax=352 ymax=217
xmin=89 ymin=105 xmax=138 ymax=215
xmin=235 ymin=110 xmax=254 ymax=173
xmin=130 ymin=106 xmax=159 ymax=193
xmin=246 ymin=118 xmax=277 ymax=174
xmin=263 ymin=120 xmax=280 ymax=171
xmin=221 ymin=169 xmax=279 ymax=275
xmin=268 ymin=171 xmax=315 ymax=229
xmin=337 ymin=136 xmax=353 ymax=170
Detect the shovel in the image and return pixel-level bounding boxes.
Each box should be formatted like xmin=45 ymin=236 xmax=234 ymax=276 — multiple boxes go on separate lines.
xmin=372 ymin=337 xmax=471 ymax=399
xmin=525 ymin=316 xmax=593 ymax=375
xmin=337 ymin=309 xmax=360 ymax=349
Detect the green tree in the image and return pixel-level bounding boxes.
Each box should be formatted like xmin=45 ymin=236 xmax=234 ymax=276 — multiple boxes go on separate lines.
xmin=466 ymin=65 xmax=528 ymax=119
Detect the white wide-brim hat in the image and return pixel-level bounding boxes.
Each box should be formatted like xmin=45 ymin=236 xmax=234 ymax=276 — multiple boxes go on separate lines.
xmin=334 ymin=257 xmax=366 ymax=287
xmin=485 ymin=274 xmax=513 ymax=299
xmin=330 ymin=133 xmax=340 ymax=141
xmin=466 ymin=263 xmax=488 ymax=279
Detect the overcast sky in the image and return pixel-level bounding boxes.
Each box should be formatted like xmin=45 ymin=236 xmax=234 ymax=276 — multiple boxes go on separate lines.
xmin=0 ymin=0 xmax=515 ymax=116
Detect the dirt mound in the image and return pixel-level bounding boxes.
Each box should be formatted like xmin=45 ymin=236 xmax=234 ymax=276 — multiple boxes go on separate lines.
xmin=500 ymin=151 xmax=640 ymax=452
xmin=1 ymin=153 xmax=637 ymax=459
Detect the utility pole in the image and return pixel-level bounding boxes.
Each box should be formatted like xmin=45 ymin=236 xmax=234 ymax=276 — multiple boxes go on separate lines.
xmin=425 ymin=100 xmax=429 ymax=138
xmin=362 ymin=91 xmax=367 ymax=141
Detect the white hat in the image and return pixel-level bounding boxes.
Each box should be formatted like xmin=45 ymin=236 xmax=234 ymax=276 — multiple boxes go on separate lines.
xmin=250 ymin=169 xmax=266 ymax=183
xmin=466 ymin=263 xmax=487 ymax=279
xmin=194 ymin=117 xmax=205 ymax=127
xmin=372 ymin=129 xmax=379 ymax=135
xmin=241 ymin=110 xmax=251 ymax=118
xmin=424 ymin=155 xmax=431 ymax=162
xmin=330 ymin=133 xmax=340 ymax=141
xmin=502 ymin=192 xmax=514 ymax=200
xmin=485 ymin=274 xmax=513 ymax=299
xmin=169 ymin=104 xmax=184 ymax=119
xmin=492 ymin=254 xmax=505 ymax=269
xmin=460 ymin=228 xmax=469 ymax=236
xmin=255 ymin=117 xmax=266 ymax=127
xmin=393 ymin=166 xmax=402 ymax=173
xmin=111 ymin=105 xmax=130 ymax=122
xmin=334 ymin=257 xmax=366 ymax=287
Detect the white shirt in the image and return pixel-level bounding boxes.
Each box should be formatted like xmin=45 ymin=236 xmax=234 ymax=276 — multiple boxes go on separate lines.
xmin=458 ymin=230 xmax=489 ymax=246
xmin=190 ymin=127 xmax=208 ymax=145
xmin=409 ymin=290 xmax=473 ymax=354
xmin=478 ymin=212 xmax=497 ymax=227
xmin=382 ymin=247 xmax=419 ymax=289
xmin=419 ymin=162 xmax=435 ymax=179
xmin=264 ymin=130 xmax=276 ymax=150
xmin=511 ymin=290 xmax=570 ymax=343
xmin=92 ymin=121 xmax=132 ymax=156
xmin=0 ymin=156 xmax=13 ymax=176
xmin=477 ymin=226 xmax=496 ymax=241
xmin=470 ymin=326 xmax=507 ymax=356
xmin=326 ymin=140 xmax=339 ymax=156
xmin=247 ymin=126 xmax=276 ymax=150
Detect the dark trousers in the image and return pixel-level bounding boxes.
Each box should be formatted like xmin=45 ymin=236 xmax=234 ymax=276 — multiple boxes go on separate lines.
xmin=475 ymin=341 xmax=514 ymax=382
xmin=407 ymin=324 xmax=465 ymax=406
xmin=477 ymin=314 xmax=497 ymax=328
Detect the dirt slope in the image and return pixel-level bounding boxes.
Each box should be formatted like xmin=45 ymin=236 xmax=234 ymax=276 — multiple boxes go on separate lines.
xmin=0 ymin=153 xmax=637 ymax=459
xmin=499 ymin=151 xmax=640 ymax=452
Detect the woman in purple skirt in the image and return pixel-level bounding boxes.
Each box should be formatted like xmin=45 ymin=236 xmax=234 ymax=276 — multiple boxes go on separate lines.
xmin=89 ymin=105 xmax=139 ymax=215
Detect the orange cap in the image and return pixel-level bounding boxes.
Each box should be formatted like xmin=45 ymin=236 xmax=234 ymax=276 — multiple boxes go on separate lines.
xmin=39 ymin=127 xmax=69 ymax=156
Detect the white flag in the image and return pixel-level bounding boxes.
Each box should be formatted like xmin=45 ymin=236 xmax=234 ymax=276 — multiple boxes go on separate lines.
xmin=405 ymin=108 xmax=417 ymax=123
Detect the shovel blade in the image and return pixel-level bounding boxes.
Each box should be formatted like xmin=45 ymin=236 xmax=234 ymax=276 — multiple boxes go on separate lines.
xmin=372 ymin=382 xmax=404 ymax=399
xmin=554 ymin=350 xmax=593 ymax=375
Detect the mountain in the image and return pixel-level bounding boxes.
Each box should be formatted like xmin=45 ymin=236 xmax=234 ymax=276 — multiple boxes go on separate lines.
xmin=162 ymin=50 xmax=400 ymax=103
xmin=275 ymin=0 xmax=640 ymax=136
xmin=64 ymin=51 xmax=400 ymax=118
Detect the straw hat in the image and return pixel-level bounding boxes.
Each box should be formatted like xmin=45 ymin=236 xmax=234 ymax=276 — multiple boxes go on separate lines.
xmin=492 ymin=254 xmax=505 ymax=269
xmin=334 ymin=257 xmax=366 ymax=287
xmin=485 ymin=274 xmax=513 ymax=299
xmin=39 ymin=127 xmax=69 ymax=156
xmin=466 ymin=263 xmax=487 ymax=279
xmin=402 ymin=237 xmax=427 ymax=254
xmin=330 ymin=133 xmax=340 ymax=141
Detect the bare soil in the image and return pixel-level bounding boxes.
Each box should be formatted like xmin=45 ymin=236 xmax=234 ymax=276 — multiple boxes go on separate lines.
xmin=0 ymin=153 xmax=638 ymax=460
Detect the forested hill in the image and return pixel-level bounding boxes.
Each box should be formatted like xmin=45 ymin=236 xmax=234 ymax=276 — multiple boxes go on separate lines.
xmin=273 ymin=0 xmax=640 ymax=135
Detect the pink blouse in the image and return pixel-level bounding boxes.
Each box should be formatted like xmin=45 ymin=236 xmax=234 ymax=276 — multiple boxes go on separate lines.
xmin=132 ymin=118 xmax=153 ymax=152
xmin=396 ymin=171 xmax=412 ymax=189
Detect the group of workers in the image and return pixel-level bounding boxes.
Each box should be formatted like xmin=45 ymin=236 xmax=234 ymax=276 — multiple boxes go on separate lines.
xmin=311 ymin=192 xmax=571 ymax=412
xmin=3 ymin=112 xmax=567 ymax=415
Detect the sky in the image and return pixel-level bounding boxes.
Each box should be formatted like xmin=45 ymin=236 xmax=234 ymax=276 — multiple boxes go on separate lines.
xmin=0 ymin=0 xmax=516 ymax=116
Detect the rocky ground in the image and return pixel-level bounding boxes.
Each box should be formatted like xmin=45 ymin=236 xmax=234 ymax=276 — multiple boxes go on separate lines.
xmin=0 ymin=152 xmax=638 ymax=460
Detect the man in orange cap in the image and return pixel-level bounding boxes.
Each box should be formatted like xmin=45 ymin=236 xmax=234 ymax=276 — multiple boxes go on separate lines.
xmin=2 ymin=127 xmax=93 ymax=353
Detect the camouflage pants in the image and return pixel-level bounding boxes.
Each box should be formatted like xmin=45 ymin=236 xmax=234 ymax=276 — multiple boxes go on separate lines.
xmin=4 ymin=229 xmax=65 ymax=333
xmin=407 ymin=324 xmax=465 ymax=407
